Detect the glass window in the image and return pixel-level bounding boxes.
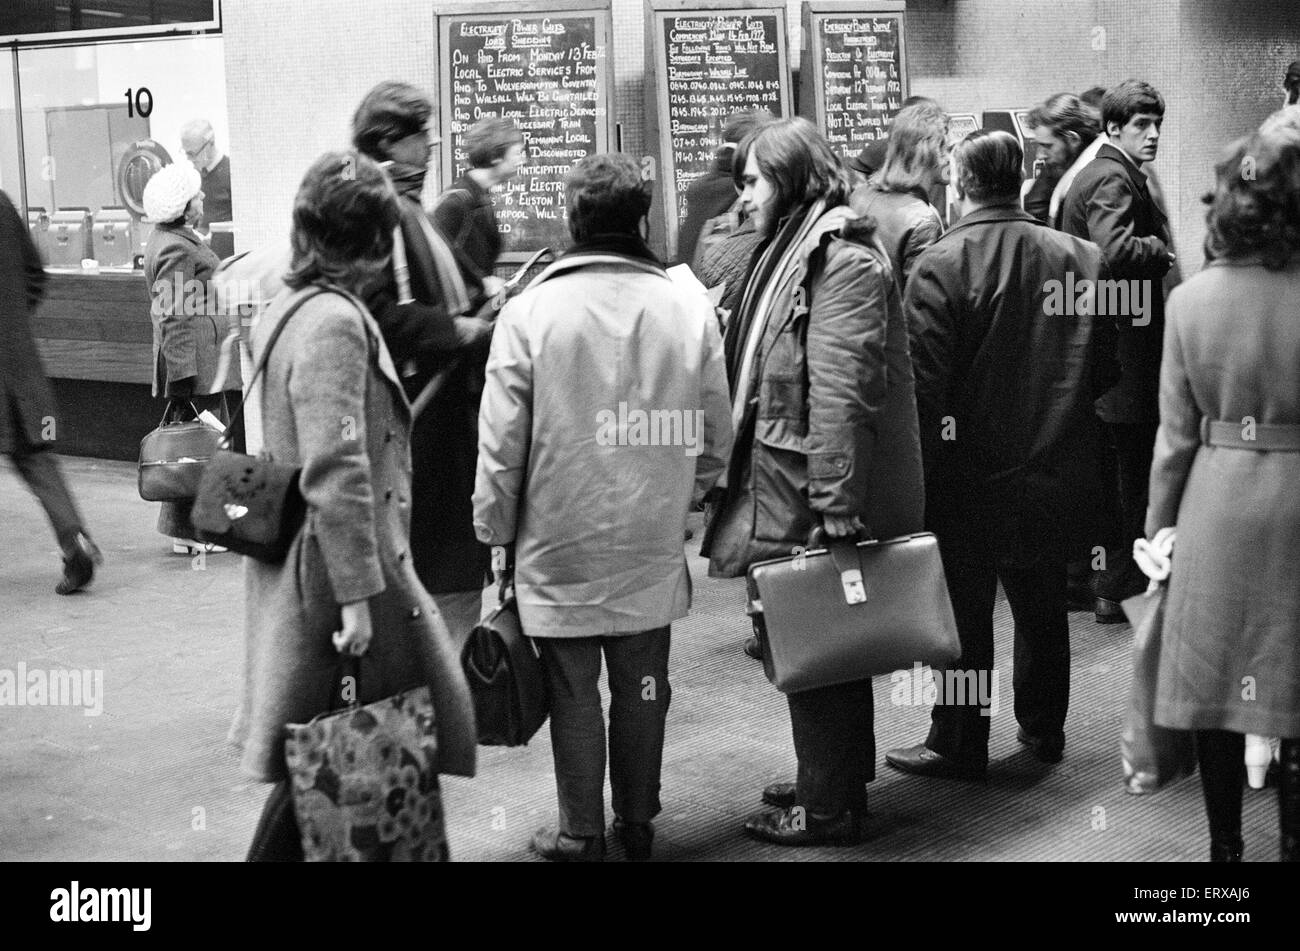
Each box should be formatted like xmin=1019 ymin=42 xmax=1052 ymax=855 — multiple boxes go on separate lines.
xmin=0 ymin=1 xmax=220 ymax=44
xmin=14 ymin=34 xmax=229 ymax=270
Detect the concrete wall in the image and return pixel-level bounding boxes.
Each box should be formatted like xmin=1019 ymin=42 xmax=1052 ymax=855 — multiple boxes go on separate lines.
xmin=224 ymin=0 xmax=1300 ymax=270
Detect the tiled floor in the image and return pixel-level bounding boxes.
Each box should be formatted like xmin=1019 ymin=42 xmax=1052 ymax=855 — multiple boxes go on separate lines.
xmin=0 ymin=457 xmax=1280 ymax=861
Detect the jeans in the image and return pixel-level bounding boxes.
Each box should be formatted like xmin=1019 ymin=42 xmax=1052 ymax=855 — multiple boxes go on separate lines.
xmin=536 ymin=627 xmax=672 ymax=837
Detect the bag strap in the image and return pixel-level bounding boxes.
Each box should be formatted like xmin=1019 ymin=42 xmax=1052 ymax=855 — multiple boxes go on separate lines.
xmin=219 ymin=286 xmax=329 ymax=449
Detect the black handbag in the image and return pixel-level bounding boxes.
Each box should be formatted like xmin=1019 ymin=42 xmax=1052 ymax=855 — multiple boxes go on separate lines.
xmin=190 ymin=287 xmax=327 ymax=561
xmin=137 ymin=402 xmax=224 ymax=502
xmin=461 ymin=590 xmax=549 ymax=746
xmin=746 ymin=529 xmax=961 ymax=694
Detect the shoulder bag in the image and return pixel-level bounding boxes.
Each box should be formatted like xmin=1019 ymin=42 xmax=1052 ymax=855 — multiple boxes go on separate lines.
xmin=189 ymin=286 xmax=332 ymax=561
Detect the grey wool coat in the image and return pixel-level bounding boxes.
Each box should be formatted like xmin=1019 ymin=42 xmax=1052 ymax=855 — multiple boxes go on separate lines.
xmin=1147 ymin=258 xmax=1300 ymax=737
xmin=0 ymin=189 xmax=55 ymax=454
xmin=229 ymin=286 xmax=476 ymax=782
xmin=144 ymin=222 xmax=241 ymax=398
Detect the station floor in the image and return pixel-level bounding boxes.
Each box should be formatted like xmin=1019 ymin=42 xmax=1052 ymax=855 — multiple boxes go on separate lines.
xmin=0 ymin=456 xmax=1280 ymax=862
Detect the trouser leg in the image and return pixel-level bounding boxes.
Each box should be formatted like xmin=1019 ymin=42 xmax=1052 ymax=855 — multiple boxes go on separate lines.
xmin=1196 ymin=729 xmax=1245 ymax=855
xmin=1280 ymin=738 xmax=1300 ymax=862
xmin=246 ymin=780 xmax=303 ymax=862
xmin=537 ymin=637 xmax=607 ymax=838
xmin=789 ymin=679 xmax=875 ymax=816
xmin=926 ymin=535 xmax=996 ymax=765
xmin=1002 ymin=553 xmax=1071 ymax=738
xmin=8 ymin=444 xmax=84 ymax=550
xmin=1102 ymin=420 xmax=1158 ymax=594
xmin=603 ymin=626 xmax=672 ymax=826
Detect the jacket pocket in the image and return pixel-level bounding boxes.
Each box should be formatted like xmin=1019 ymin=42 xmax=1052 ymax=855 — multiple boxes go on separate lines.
xmin=751 ymin=441 xmax=814 ymax=546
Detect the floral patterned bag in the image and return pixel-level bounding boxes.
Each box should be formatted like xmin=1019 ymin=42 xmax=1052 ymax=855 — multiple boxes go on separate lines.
xmin=284 ymin=664 xmax=448 ymax=862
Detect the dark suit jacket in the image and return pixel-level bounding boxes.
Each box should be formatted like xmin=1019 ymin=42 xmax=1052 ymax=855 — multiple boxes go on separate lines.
xmin=676 ymin=150 xmax=739 ymax=266
xmin=433 ymin=174 xmax=501 ymax=307
xmin=1059 ymin=142 xmax=1171 ymax=424
xmin=905 ymin=203 xmax=1115 ymax=555
xmin=0 ymin=189 xmax=54 ymax=454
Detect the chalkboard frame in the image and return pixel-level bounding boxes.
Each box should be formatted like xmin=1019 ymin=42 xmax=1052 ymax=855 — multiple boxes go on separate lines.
xmin=644 ymin=0 xmax=793 ymax=263
xmin=797 ymin=1 xmax=908 ymax=164
xmin=434 ymin=0 xmax=617 ymax=263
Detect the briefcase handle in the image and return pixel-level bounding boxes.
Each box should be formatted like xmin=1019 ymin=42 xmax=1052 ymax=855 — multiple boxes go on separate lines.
xmin=807 ymin=524 xmax=874 ymax=606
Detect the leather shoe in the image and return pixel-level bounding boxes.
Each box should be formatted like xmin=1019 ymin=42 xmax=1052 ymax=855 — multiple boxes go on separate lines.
xmin=56 ymin=533 xmax=101 ymax=595
xmin=743 ymin=806 xmax=862 ymax=847
xmin=885 ymin=744 xmax=986 ymax=781
xmin=530 ymin=827 xmax=605 ymax=862
xmin=743 ymin=635 xmax=763 ymax=660
xmin=1094 ymin=596 xmax=1129 ymax=624
xmin=762 ymin=781 xmax=797 ymax=808
xmin=1017 ymin=726 xmax=1065 ymax=764
xmin=612 ymin=818 xmax=653 ymax=861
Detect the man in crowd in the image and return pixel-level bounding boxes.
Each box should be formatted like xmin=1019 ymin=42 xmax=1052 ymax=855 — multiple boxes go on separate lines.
xmin=181 ymin=119 xmax=234 ymax=258
xmin=1 ymin=188 xmax=101 ymax=594
xmin=886 ymin=131 xmax=1112 ymax=779
xmin=676 ymin=109 xmax=770 ymax=266
xmin=434 ymin=115 xmax=526 ymax=311
xmin=474 ymin=154 xmax=732 ymax=861
xmin=1059 ymin=79 xmax=1175 ymax=622
xmin=1028 ymin=92 xmax=1104 ymax=229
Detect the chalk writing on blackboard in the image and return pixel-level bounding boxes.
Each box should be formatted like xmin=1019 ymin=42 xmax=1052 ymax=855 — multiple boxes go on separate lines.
xmin=818 ymin=15 xmax=903 ymax=156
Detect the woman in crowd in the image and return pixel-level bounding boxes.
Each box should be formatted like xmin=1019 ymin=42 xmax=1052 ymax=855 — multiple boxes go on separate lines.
xmin=231 ymin=150 xmax=476 ymax=862
xmin=701 ymin=118 xmax=923 ymax=846
xmin=352 ymin=81 xmax=495 ymax=651
xmin=142 ymin=162 xmax=241 ymax=554
xmin=1144 ymin=112 xmax=1300 ymax=862
xmin=849 ymin=102 xmax=950 ymax=290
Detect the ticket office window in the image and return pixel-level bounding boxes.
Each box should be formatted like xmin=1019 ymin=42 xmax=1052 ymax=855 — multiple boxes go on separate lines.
xmin=2 ymin=35 xmax=229 ymax=272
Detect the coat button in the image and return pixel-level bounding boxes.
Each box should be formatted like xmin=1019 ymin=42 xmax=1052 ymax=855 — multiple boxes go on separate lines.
xmin=409 ymin=606 xmax=421 ymax=619
xmin=385 ymin=489 xmax=394 ymax=501
xmin=385 ymin=430 xmax=394 ymax=442
xmin=398 ymin=550 xmax=407 ymax=562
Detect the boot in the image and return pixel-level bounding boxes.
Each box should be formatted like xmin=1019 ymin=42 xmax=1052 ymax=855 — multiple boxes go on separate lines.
xmin=1209 ymin=836 xmax=1243 ymax=862
xmin=1280 ymin=739 xmax=1300 ymax=862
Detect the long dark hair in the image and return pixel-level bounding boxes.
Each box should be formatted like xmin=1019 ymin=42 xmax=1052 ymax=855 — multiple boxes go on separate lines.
xmin=284 ymin=150 xmax=400 ymax=292
xmin=732 ymin=117 xmax=851 ymax=236
xmin=1203 ymin=115 xmax=1300 ymax=269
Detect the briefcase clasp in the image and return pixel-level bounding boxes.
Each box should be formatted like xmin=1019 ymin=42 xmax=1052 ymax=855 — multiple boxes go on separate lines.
xmin=840 ymin=568 xmax=867 ymax=604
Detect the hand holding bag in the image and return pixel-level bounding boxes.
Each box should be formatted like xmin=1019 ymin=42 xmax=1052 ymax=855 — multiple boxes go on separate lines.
xmin=1119 ymin=582 xmax=1197 ymax=794
xmin=283 ymin=658 xmax=448 ymax=862
xmin=190 ymin=288 xmax=327 ymax=561
xmin=746 ymin=529 xmax=961 ymax=694
xmin=137 ymin=401 xmax=224 ymax=501
xmin=462 ymin=575 xmax=549 ymax=747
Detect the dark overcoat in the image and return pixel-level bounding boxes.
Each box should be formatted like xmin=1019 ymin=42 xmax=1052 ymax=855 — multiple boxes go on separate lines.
xmin=1059 ymin=143 xmax=1172 ymax=425
xmin=229 ymin=287 xmax=476 ymax=783
xmin=905 ymin=204 xmax=1114 ymax=556
xmin=0 ymin=190 xmax=55 ymax=454
xmin=1147 ymin=258 xmax=1300 ymax=737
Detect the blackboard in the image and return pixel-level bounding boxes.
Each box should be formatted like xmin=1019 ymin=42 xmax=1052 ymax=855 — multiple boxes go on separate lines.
xmin=437 ymin=2 xmax=615 ymax=261
xmin=645 ymin=1 xmax=791 ymax=262
xmin=798 ymin=2 xmax=907 ymax=164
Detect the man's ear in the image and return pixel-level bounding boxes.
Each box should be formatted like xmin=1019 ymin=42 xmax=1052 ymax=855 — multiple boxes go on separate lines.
xmin=1105 ymin=120 xmax=1121 ymax=138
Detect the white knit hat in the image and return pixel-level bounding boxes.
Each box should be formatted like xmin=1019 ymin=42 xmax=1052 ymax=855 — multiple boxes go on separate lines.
xmin=142 ymin=162 xmax=202 ymax=223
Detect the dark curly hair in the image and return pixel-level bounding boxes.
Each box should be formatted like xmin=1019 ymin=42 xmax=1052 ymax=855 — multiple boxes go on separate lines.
xmin=565 ymin=153 xmax=653 ymax=242
xmin=285 ymin=150 xmax=400 ymax=292
xmin=1203 ymin=115 xmax=1300 ymax=269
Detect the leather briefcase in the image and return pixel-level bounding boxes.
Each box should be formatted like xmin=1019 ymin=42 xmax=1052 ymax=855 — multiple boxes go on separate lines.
xmin=746 ymin=531 xmax=961 ymax=694
xmin=138 ymin=404 xmax=224 ymax=502
xmin=462 ymin=595 xmax=549 ymax=747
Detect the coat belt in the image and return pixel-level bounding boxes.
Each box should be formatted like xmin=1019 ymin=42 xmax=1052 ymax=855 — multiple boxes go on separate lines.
xmin=1201 ymin=418 xmax=1300 ymax=451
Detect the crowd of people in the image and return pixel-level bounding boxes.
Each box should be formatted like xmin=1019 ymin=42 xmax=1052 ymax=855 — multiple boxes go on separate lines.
xmin=4 ymin=71 xmax=1297 ymax=864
